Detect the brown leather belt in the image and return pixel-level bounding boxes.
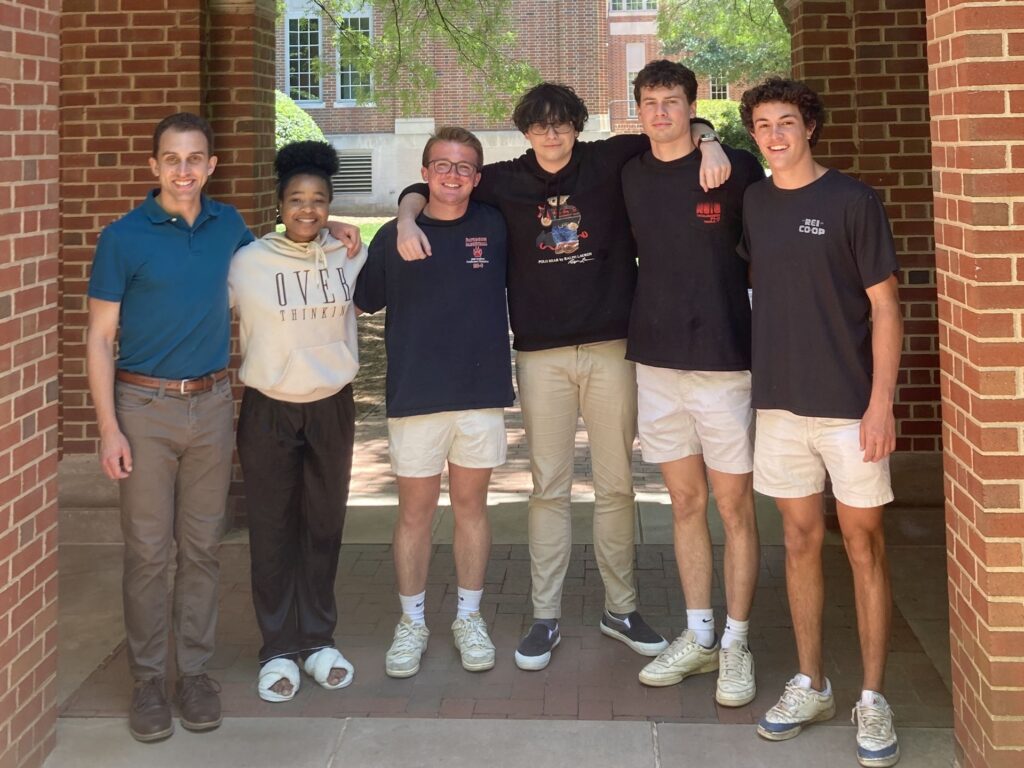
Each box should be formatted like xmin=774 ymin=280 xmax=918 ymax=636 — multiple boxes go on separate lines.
xmin=116 ymin=368 xmax=229 ymax=395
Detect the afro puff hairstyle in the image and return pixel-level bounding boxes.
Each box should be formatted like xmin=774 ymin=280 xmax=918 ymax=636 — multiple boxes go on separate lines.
xmin=275 ymin=140 xmax=340 ymax=201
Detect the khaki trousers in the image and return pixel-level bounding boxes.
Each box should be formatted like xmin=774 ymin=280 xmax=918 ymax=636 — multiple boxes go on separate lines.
xmin=115 ymin=378 xmax=235 ymax=680
xmin=515 ymin=339 xmax=638 ymax=619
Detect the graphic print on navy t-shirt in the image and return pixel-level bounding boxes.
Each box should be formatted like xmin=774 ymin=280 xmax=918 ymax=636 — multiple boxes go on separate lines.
xmin=695 ymin=200 xmax=722 ymax=225
xmin=465 ymin=236 xmax=491 ymax=269
xmin=534 ymin=194 xmax=592 ymax=264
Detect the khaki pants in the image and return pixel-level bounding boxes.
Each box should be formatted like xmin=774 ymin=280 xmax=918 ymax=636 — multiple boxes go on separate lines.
xmin=115 ymin=378 xmax=235 ymax=680
xmin=516 ymin=340 xmax=638 ymax=619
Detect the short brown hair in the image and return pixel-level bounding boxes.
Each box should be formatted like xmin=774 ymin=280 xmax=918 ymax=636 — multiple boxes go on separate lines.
xmin=633 ymin=60 xmax=697 ymax=106
xmin=422 ymin=126 xmax=484 ymax=168
xmin=152 ymin=112 xmax=214 ymax=157
xmin=740 ymin=78 xmax=827 ymax=148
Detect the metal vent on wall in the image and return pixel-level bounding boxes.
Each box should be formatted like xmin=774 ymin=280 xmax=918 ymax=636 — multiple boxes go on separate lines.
xmin=332 ymin=150 xmax=373 ymax=195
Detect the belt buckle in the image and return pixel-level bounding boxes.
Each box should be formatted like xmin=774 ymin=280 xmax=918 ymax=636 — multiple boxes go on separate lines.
xmin=179 ymin=377 xmax=194 ymax=395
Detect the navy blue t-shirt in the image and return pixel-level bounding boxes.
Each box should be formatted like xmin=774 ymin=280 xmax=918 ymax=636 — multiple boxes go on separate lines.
xmin=88 ymin=191 xmax=253 ymax=379
xmin=354 ymin=202 xmax=514 ymax=418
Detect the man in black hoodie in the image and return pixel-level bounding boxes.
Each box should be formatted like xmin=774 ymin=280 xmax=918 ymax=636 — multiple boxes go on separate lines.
xmin=396 ymin=82 xmax=730 ymax=671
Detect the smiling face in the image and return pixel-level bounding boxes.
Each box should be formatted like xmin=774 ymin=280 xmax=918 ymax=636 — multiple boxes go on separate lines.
xmin=148 ymin=128 xmax=216 ymax=216
xmin=638 ymin=84 xmax=697 ymax=158
xmin=750 ymin=100 xmax=816 ymax=177
xmin=420 ymin=140 xmax=481 ymax=213
xmin=279 ymin=173 xmax=330 ymax=243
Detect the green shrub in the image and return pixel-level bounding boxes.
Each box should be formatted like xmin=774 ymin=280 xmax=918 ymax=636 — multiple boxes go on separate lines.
xmin=696 ymin=99 xmax=764 ymax=166
xmin=275 ymin=90 xmax=326 ymax=150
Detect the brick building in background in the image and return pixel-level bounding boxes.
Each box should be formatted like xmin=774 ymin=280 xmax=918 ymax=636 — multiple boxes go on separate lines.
xmin=0 ymin=1 xmax=1022 ymax=767
xmin=277 ymin=0 xmax=748 ymax=211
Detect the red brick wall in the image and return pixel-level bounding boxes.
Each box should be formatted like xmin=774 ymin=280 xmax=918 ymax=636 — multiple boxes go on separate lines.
xmin=278 ymin=1 xmax=609 ymax=135
xmin=0 ymin=1 xmax=61 ymax=765
xmin=60 ymin=0 xmax=277 ymax=456
xmin=790 ymin=0 xmax=939 ymax=452
xmin=927 ymin=3 xmax=1024 ymax=766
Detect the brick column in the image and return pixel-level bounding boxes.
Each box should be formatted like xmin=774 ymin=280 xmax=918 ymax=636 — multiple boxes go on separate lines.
xmin=1 ymin=1 xmax=61 ymax=766
xmin=59 ymin=0 xmax=203 ymax=453
xmin=927 ymin=3 xmax=1024 ymax=766
xmin=788 ymin=0 xmax=940 ymax=453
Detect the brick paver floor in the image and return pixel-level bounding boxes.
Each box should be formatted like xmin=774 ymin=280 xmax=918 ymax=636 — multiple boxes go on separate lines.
xmin=61 ymin=538 xmax=952 ymax=727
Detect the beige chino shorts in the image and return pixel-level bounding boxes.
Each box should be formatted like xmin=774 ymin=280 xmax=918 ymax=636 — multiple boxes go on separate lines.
xmin=387 ymin=408 xmax=507 ymax=477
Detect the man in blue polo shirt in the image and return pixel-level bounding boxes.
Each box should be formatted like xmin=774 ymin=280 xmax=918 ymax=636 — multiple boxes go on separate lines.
xmin=85 ymin=113 xmax=357 ymax=742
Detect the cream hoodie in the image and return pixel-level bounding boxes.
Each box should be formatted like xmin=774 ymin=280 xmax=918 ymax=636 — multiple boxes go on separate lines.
xmin=229 ymin=229 xmax=368 ymax=403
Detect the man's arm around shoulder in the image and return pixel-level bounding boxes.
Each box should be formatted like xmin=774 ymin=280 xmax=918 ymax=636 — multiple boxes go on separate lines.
xmin=86 ymin=297 xmax=133 ymax=480
xmin=860 ymin=274 xmax=902 ymax=463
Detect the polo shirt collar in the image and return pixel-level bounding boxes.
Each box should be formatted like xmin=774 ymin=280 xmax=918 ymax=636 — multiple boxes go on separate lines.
xmin=142 ymin=189 xmax=224 ymax=225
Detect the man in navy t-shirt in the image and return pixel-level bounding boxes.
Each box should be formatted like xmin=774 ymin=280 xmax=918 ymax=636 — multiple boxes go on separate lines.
xmin=738 ymin=79 xmax=902 ymax=768
xmin=355 ymin=127 xmax=513 ymax=679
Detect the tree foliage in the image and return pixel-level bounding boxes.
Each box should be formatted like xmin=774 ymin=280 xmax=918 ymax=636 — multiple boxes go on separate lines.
xmin=659 ymin=0 xmax=790 ymax=84
xmin=275 ymin=89 xmax=327 ymax=150
xmin=302 ymin=1 xmax=539 ymax=120
xmin=695 ymin=99 xmax=763 ymax=166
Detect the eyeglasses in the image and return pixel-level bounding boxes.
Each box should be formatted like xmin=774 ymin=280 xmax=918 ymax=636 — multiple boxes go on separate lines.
xmin=527 ymin=122 xmax=575 ymax=136
xmin=426 ymin=159 xmax=479 ymax=177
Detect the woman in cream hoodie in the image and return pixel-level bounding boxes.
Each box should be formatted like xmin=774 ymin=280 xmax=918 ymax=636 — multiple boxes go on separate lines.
xmin=230 ymin=141 xmax=367 ymax=702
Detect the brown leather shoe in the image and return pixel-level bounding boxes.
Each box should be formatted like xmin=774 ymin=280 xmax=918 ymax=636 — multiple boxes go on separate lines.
xmin=129 ymin=677 xmax=173 ymax=742
xmin=176 ymin=673 xmax=223 ymax=731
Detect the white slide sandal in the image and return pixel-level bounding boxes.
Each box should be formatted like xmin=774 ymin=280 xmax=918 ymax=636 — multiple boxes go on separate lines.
xmin=258 ymin=658 xmax=301 ymax=702
xmin=303 ymin=647 xmax=355 ymax=690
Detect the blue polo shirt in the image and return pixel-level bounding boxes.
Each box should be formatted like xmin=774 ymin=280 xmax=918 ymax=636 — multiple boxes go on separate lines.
xmin=88 ymin=190 xmax=253 ymax=379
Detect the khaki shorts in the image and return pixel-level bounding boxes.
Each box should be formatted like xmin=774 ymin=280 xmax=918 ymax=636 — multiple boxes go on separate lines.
xmin=636 ymin=365 xmax=753 ymax=474
xmin=387 ymin=408 xmax=507 ymax=478
xmin=753 ymin=409 xmax=894 ymax=508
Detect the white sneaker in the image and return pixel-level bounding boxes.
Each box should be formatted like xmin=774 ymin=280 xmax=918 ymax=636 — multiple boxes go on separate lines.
xmin=385 ymin=615 xmax=430 ymax=678
xmin=853 ymin=692 xmax=900 ymax=767
xmin=451 ymin=612 xmax=495 ymax=672
xmin=757 ymin=676 xmax=836 ymax=740
xmin=638 ymin=630 xmax=719 ymax=687
xmin=716 ymin=641 xmax=756 ymax=706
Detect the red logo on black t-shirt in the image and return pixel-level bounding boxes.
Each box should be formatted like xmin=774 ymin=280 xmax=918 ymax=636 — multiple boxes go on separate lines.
xmin=696 ymin=201 xmax=721 ymax=224
xmin=465 ymin=236 xmax=489 ymax=269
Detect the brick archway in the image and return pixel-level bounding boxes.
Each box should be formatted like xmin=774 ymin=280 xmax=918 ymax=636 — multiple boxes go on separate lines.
xmin=0 ymin=1 xmax=1021 ymax=766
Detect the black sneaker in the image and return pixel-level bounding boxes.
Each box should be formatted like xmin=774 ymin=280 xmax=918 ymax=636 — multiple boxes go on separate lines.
xmin=600 ymin=611 xmax=669 ymax=656
xmin=514 ymin=622 xmax=561 ymax=671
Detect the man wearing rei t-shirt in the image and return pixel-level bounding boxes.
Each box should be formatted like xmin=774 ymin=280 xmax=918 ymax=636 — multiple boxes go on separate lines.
xmin=355 ymin=127 xmax=514 ymax=679
xmin=395 ymin=82 xmax=732 ymax=672
xmin=739 ymin=78 xmax=902 ymax=768
xmin=622 ymin=59 xmax=765 ymax=709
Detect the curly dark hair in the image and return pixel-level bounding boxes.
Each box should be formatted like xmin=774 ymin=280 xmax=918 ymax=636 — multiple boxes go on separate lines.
xmin=739 ymin=77 xmax=827 ymax=148
xmin=275 ymin=140 xmax=339 ymax=201
xmin=633 ymin=59 xmax=697 ymax=106
xmin=512 ymin=82 xmax=588 ymax=134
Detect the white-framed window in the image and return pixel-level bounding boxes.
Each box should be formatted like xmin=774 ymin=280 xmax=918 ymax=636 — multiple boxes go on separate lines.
xmin=710 ymin=76 xmax=729 ymax=100
xmin=286 ymin=12 xmax=322 ymax=104
xmin=336 ymin=10 xmax=373 ymax=105
xmin=610 ymin=0 xmax=657 ymax=12
xmin=626 ymin=43 xmax=646 ymax=119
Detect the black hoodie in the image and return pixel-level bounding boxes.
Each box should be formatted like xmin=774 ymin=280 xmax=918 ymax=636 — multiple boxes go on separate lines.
xmin=404 ymin=133 xmax=649 ymax=351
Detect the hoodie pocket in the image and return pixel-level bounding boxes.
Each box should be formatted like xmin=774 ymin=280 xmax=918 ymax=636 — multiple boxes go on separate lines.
xmin=271 ymin=340 xmax=359 ymax=397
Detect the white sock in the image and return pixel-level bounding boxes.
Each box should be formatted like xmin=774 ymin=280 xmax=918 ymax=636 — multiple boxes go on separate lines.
xmin=794 ymin=673 xmax=831 ymax=695
xmin=861 ymin=689 xmax=883 ymax=705
xmin=721 ymin=616 xmax=749 ymax=649
xmin=399 ymin=591 xmax=426 ymax=625
xmin=456 ymin=587 xmax=483 ymax=620
xmin=686 ymin=608 xmax=715 ymax=648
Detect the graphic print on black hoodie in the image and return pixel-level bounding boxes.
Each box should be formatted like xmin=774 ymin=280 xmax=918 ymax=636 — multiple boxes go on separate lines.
xmin=535 ymin=194 xmax=590 ymax=262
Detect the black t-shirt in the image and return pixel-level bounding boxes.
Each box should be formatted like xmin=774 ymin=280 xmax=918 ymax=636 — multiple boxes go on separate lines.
xmin=623 ymin=145 xmax=764 ymax=371
xmin=403 ymin=134 xmax=650 ymax=351
xmin=739 ymin=169 xmax=899 ymax=418
xmin=354 ymin=202 xmax=515 ymax=418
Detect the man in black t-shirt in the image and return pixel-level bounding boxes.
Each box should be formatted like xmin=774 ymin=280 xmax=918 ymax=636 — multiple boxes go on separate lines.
xmin=623 ymin=60 xmax=765 ymax=710
xmin=739 ymin=79 xmax=902 ymax=768
xmin=355 ymin=128 xmax=513 ymax=680
xmin=394 ymin=83 xmax=733 ymax=672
